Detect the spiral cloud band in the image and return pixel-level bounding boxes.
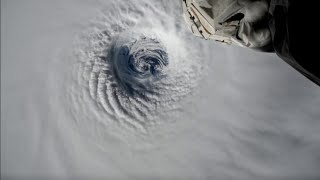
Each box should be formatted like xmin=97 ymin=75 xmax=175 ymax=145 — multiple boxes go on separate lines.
xmin=70 ymin=0 xmax=203 ymax=135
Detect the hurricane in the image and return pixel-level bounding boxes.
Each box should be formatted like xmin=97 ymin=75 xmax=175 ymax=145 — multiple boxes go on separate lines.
xmin=68 ymin=0 xmax=203 ymax=137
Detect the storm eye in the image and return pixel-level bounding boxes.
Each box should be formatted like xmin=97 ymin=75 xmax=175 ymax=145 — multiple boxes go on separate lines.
xmin=112 ymin=34 xmax=169 ymax=91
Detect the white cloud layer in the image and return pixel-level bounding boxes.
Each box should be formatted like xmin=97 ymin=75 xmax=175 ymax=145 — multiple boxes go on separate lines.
xmin=2 ymin=0 xmax=320 ymax=179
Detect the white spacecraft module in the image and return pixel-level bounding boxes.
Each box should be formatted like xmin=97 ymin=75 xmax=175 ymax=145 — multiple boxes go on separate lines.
xmin=182 ymin=0 xmax=272 ymax=51
xmin=182 ymin=0 xmax=320 ymax=86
